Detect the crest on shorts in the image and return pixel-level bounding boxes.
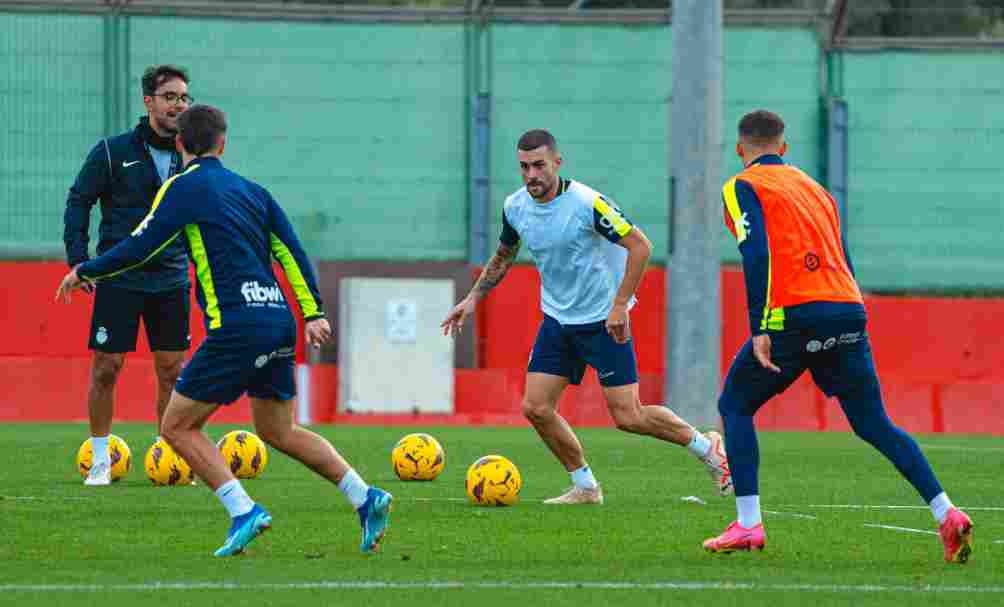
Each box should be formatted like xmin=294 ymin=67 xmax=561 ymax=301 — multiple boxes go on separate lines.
xmin=96 ymin=326 xmax=109 ymax=345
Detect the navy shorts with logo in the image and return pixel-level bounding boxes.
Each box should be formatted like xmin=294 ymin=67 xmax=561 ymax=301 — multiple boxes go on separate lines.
xmin=175 ymin=321 xmax=297 ymax=405
xmin=721 ymin=317 xmax=875 ymax=415
xmin=89 ymin=283 xmax=190 ymax=353
xmin=528 ymin=314 xmax=638 ymax=387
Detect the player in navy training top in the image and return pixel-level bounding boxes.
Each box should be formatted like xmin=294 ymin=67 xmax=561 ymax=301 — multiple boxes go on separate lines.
xmin=57 ymin=105 xmax=392 ymax=557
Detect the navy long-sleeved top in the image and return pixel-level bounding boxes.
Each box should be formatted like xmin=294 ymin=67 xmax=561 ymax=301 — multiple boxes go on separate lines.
xmin=723 ymin=154 xmax=864 ymax=336
xmin=64 ymin=120 xmax=189 ymax=292
xmin=78 ymin=157 xmax=323 ymax=331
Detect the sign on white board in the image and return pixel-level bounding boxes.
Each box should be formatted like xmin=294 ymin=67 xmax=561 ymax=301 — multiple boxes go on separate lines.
xmin=386 ymin=299 xmax=417 ymax=344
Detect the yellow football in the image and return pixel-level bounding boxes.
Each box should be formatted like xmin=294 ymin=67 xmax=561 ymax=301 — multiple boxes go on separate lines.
xmin=216 ymin=430 xmax=268 ymax=479
xmin=76 ymin=435 xmax=132 ymax=482
xmin=391 ymin=433 xmax=445 ymax=481
xmin=144 ymin=438 xmax=195 ymax=486
xmin=465 ymin=455 xmax=521 ymax=506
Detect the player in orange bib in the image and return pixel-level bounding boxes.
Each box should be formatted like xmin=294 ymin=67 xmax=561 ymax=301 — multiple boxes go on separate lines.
xmin=701 ymin=110 xmax=973 ymax=564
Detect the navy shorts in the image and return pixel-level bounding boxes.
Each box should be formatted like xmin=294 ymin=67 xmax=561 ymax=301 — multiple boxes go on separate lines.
xmin=89 ymin=284 xmax=190 ymax=353
xmin=720 ymin=317 xmax=877 ymax=415
xmin=528 ymin=315 xmax=638 ymax=387
xmin=175 ymin=322 xmax=297 ymax=405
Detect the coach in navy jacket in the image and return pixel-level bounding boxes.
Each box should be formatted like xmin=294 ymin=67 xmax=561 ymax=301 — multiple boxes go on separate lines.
xmin=63 ymin=65 xmax=193 ymax=487
xmin=64 ymin=115 xmax=189 ymax=291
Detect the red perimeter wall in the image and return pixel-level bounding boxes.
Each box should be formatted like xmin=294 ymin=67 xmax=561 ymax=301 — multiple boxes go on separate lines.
xmin=2 ymin=262 xmax=1002 ymax=434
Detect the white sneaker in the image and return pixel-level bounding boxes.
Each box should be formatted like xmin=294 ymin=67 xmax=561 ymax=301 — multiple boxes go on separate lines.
xmin=702 ymin=431 xmax=733 ymax=496
xmin=543 ymin=485 xmax=604 ymax=505
xmin=84 ymin=461 xmax=112 ymax=486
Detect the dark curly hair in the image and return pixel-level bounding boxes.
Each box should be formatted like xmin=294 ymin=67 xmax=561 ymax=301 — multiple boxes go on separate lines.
xmin=141 ymin=65 xmax=189 ymax=96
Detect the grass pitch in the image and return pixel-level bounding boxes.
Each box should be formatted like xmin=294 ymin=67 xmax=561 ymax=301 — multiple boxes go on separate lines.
xmin=2 ymin=423 xmax=1001 ymax=606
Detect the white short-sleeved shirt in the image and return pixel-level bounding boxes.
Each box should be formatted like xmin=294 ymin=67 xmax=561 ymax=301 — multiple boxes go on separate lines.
xmin=500 ymin=178 xmax=636 ymax=325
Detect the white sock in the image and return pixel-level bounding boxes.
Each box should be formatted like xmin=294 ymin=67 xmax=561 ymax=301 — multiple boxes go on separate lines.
xmin=215 ymin=479 xmax=255 ymax=518
xmin=338 ymin=468 xmax=370 ymax=510
xmin=929 ymin=492 xmax=954 ymax=525
xmin=737 ymin=495 xmax=762 ymax=528
xmin=571 ymin=464 xmax=599 ymax=490
xmin=91 ymin=435 xmax=111 ymax=466
xmin=687 ymin=431 xmax=712 ymax=459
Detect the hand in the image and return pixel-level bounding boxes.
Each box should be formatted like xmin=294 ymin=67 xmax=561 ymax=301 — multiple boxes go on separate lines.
xmin=441 ymin=297 xmax=476 ymax=338
xmin=752 ymin=334 xmax=781 ymax=373
xmin=54 ymin=267 xmax=92 ymax=303
xmin=605 ymin=303 xmax=631 ymax=344
xmin=305 ymin=318 xmax=332 ymax=347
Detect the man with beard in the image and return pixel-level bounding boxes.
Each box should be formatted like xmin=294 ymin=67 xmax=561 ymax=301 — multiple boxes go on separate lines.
xmin=63 ymin=65 xmax=193 ymax=486
xmin=442 ymin=129 xmax=732 ymax=504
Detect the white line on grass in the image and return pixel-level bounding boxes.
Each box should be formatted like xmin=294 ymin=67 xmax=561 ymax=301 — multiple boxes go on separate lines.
xmin=2 ymin=581 xmax=1004 ymax=594
xmin=763 ymin=510 xmax=818 ymax=520
xmin=404 ymin=500 xmax=1004 ymax=516
xmin=782 ymin=504 xmax=1004 ymax=512
xmin=920 ymin=444 xmax=1004 ymax=452
xmin=863 ymin=523 xmax=938 ymax=536
xmin=0 ymin=496 xmax=91 ymax=501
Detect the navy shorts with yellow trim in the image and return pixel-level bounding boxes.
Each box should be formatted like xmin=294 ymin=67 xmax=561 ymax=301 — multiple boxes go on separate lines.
xmin=528 ymin=314 xmax=638 ymax=387
xmin=175 ymin=321 xmax=297 ymax=405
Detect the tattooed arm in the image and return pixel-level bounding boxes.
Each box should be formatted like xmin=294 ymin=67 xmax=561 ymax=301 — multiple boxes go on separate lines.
xmin=471 ymin=241 xmax=520 ymax=302
xmin=441 ymin=240 xmax=520 ymax=338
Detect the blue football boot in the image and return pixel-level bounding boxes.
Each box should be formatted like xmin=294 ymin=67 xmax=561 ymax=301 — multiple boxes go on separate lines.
xmin=357 ymin=487 xmax=393 ymax=553
xmin=214 ymin=503 xmax=272 ymax=557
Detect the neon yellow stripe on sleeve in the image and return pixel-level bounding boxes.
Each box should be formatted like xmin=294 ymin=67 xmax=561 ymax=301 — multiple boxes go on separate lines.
xmin=759 ymin=228 xmax=779 ymax=331
xmin=80 ymin=233 xmax=180 ymax=282
xmin=81 ymin=166 xmax=201 ymax=282
xmin=722 ymin=178 xmax=747 ymax=244
xmin=593 ymin=196 xmax=632 ymax=237
xmin=762 ymin=307 xmax=785 ymax=331
xmin=186 ymin=224 xmax=221 ymax=329
xmin=723 ymin=178 xmax=781 ymax=331
xmin=270 ymin=234 xmax=320 ymax=318
xmin=131 ymin=164 xmax=200 ymax=237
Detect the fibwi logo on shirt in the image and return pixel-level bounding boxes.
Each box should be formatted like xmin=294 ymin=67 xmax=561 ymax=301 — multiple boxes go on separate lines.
xmin=241 ymin=281 xmax=284 ymax=304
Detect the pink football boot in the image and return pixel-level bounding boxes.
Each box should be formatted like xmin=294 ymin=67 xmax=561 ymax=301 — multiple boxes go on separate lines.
xmin=939 ymin=507 xmax=973 ymax=564
xmin=702 ymin=521 xmax=766 ymax=553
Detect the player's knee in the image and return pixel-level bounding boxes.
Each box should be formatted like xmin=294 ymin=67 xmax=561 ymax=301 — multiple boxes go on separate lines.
xmin=841 ymin=395 xmax=895 ymax=446
xmin=848 ymin=415 xmax=890 ymax=446
xmin=521 ymin=398 xmax=554 ymax=425
xmin=154 ymin=357 xmax=183 ymax=384
xmin=603 ymin=390 xmax=643 ymax=433
xmin=718 ymin=391 xmax=744 ymax=418
xmin=611 ymin=408 xmax=643 ymax=434
xmin=91 ymin=355 xmax=124 ymax=390
xmin=255 ymin=424 xmax=288 ymax=451
xmin=160 ymin=417 xmax=185 ymax=447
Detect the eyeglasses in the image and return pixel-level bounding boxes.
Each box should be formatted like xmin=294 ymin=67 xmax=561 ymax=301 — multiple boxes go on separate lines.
xmin=151 ymin=92 xmax=193 ymax=105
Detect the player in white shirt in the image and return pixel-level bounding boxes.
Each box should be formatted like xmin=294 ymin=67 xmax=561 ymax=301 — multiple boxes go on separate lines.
xmin=442 ymin=129 xmax=732 ymax=504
